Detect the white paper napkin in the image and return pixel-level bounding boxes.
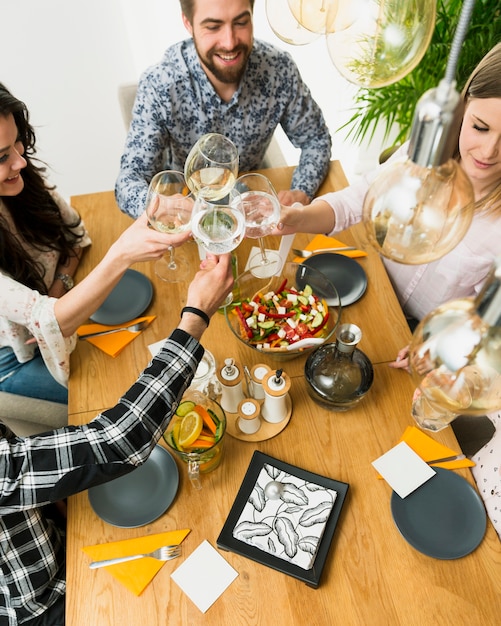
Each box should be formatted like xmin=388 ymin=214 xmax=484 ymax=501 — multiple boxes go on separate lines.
xmin=372 ymin=441 xmax=436 ymax=498
xmin=170 ymin=541 xmax=238 ymax=613
xmin=232 ymin=463 xmax=337 ymax=570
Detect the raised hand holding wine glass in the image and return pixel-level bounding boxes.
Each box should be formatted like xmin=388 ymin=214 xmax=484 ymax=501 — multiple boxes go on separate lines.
xmin=145 ymin=170 xmax=193 ymax=282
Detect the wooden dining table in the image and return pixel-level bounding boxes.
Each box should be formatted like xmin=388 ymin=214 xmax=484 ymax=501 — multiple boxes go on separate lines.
xmin=66 ymin=162 xmax=500 ymax=625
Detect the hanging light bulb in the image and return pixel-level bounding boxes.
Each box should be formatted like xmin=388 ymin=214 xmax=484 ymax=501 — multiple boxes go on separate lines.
xmin=361 ymin=0 xmax=477 ymax=264
xmin=409 ymin=256 xmax=501 ymax=432
xmin=287 ymin=0 xmax=341 ymax=35
xmin=326 ymin=0 xmax=436 ymax=88
xmin=266 ymin=0 xmax=321 ymax=46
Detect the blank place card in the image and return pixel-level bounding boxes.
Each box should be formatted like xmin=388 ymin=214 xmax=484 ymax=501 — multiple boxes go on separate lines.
xmin=170 ymin=541 xmax=238 ymax=613
xmin=372 ymin=441 xmax=436 ymax=498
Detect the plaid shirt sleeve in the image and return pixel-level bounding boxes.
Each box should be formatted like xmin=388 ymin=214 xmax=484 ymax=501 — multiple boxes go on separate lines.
xmin=0 ymin=328 xmax=203 ymax=624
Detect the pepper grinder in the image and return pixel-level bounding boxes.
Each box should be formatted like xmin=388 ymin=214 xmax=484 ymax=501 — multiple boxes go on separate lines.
xmin=216 ymin=358 xmax=245 ymax=413
xmin=261 ymin=368 xmax=291 ymax=424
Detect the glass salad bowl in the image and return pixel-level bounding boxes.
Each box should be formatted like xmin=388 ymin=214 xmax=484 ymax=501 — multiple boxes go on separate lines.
xmin=224 ymin=262 xmax=342 ymax=361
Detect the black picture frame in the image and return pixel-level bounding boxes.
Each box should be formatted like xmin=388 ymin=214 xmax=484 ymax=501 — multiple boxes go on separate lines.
xmin=217 ymin=450 xmax=349 ymax=587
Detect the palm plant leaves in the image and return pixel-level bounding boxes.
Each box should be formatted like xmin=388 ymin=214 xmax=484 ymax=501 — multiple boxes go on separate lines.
xmin=339 ymin=0 xmax=501 ymax=147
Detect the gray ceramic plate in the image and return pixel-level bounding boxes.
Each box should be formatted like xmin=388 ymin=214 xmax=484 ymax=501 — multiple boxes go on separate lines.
xmin=302 ymin=254 xmax=367 ymax=306
xmin=88 ymin=446 xmax=179 ymax=528
xmin=391 ymin=467 xmax=486 ymax=559
xmin=89 ymin=269 xmax=153 ymax=325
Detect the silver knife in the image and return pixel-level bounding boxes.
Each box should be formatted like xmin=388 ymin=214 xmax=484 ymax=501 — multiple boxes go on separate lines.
xmin=426 ymin=454 xmax=466 ymax=464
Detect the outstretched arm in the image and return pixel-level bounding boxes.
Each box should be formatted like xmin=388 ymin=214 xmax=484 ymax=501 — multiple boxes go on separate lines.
xmin=54 ymin=212 xmax=190 ymax=336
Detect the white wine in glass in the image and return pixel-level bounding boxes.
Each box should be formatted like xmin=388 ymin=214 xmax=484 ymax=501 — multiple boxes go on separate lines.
xmin=145 ymin=170 xmax=193 ymax=282
xmin=185 ymin=133 xmax=239 ymax=201
xmin=191 ymin=188 xmax=246 ymax=255
xmin=237 ymin=172 xmax=282 ymax=277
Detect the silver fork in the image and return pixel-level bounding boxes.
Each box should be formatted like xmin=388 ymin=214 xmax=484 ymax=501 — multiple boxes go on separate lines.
xmin=88 ymin=544 xmax=182 ymax=569
xmin=78 ymin=320 xmax=150 ymax=340
xmin=292 ymin=246 xmax=356 ymax=258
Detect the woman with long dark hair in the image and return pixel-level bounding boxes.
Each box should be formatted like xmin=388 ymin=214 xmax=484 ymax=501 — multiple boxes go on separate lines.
xmin=0 ymin=83 xmax=182 ymax=406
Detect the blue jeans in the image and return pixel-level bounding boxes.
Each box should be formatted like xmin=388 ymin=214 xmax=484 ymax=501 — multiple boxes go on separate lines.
xmin=0 ymin=346 xmax=68 ymax=404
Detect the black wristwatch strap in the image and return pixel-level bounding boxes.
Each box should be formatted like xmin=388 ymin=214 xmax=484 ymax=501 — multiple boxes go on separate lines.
xmin=181 ymin=306 xmax=210 ymax=327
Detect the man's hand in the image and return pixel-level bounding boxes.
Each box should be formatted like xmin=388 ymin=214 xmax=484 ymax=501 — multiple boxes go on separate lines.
xmin=179 ymin=254 xmax=234 ymax=339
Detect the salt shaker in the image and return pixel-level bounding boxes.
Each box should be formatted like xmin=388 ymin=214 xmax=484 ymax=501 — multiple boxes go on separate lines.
xmin=237 ymin=398 xmax=262 ymax=435
xmin=249 ymin=363 xmax=272 ymax=400
xmin=261 ymin=368 xmax=291 ymax=424
xmin=216 ymin=358 xmax=245 ymax=413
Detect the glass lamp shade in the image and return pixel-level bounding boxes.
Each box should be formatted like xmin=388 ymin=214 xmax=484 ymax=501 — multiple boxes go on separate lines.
xmin=266 ymin=0 xmax=321 ymax=45
xmin=326 ymin=0 xmax=436 ymax=88
xmin=361 ymin=157 xmax=474 ymax=264
xmin=287 ymin=0 xmax=351 ymax=35
xmin=409 ymin=259 xmax=501 ymax=431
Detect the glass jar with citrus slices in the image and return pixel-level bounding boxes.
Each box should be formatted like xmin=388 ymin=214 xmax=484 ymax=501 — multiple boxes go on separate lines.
xmin=163 ymin=390 xmax=226 ymax=489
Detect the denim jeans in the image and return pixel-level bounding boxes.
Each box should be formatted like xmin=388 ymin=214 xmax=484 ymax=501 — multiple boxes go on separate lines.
xmin=0 ymin=346 xmax=67 ymax=404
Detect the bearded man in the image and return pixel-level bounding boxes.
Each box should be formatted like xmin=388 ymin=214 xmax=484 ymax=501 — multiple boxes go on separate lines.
xmin=116 ymin=0 xmax=332 ymax=216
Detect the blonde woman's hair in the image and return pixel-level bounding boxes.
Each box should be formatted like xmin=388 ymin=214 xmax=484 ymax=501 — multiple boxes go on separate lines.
xmin=460 ymin=42 xmax=501 ymax=214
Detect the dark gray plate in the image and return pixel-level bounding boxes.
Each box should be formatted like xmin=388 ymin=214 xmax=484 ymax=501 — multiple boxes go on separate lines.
xmin=303 ymin=253 xmax=367 ymax=306
xmin=88 ymin=446 xmax=179 ymax=528
xmin=89 ymin=269 xmax=153 ymax=325
xmin=391 ymin=467 xmax=486 ymax=559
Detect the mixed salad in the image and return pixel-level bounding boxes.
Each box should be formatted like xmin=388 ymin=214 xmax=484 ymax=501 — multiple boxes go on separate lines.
xmin=229 ymin=278 xmax=330 ymax=350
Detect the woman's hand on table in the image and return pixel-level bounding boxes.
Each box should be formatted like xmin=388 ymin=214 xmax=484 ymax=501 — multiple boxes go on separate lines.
xmin=388 ymin=345 xmax=410 ymax=372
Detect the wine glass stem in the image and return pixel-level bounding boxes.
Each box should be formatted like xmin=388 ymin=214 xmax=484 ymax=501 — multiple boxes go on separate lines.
xmin=167 ymin=246 xmax=177 ymax=270
xmin=258 ymin=237 xmax=269 ymax=265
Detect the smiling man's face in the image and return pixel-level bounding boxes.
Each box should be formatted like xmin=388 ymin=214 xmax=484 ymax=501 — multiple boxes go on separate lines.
xmin=183 ymin=0 xmax=253 ymax=89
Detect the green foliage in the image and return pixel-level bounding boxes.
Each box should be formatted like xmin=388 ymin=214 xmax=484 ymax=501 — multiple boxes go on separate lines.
xmin=339 ymin=0 xmax=501 ymax=147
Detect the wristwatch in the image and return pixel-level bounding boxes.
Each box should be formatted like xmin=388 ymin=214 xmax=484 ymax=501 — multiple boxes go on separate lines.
xmin=56 ymin=273 xmax=74 ymax=291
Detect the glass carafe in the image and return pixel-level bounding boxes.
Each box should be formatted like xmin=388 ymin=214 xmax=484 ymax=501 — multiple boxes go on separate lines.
xmin=305 ymin=323 xmax=374 ymax=410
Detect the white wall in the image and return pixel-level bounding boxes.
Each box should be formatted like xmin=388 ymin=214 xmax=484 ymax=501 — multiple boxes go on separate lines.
xmin=2 ymin=1 xmax=388 ymax=200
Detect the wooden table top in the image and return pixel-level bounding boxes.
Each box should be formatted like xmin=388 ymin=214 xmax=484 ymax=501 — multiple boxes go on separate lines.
xmin=66 ymin=162 xmax=500 ymax=626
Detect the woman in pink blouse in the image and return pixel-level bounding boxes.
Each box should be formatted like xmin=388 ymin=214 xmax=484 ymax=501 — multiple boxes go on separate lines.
xmin=0 ymin=83 xmax=183 ymax=405
xmin=275 ymin=43 xmax=501 ymax=541
xmin=276 ymin=43 xmax=501 ymax=335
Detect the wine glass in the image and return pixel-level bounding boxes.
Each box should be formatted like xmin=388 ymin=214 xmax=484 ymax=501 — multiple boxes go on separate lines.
xmin=145 ymin=170 xmax=194 ymax=283
xmin=190 ymin=187 xmax=246 ymax=255
xmin=184 ymin=133 xmax=239 ymax=201
xmin=236 ymin=172 xmax=282 ymax=278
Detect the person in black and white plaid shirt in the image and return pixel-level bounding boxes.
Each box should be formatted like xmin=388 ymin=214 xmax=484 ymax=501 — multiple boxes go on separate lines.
xmin=0 ymin=252 xmax=233 ymax=625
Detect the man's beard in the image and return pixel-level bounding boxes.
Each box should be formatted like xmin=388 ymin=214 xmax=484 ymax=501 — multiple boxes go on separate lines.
xmin=196 ymin=42 xmax=251 ymax=85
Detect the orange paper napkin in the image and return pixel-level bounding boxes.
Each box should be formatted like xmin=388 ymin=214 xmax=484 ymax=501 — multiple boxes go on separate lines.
xmin=293 ymin=234 xmax=367 ymax=263
xmin=376 ymin=426 xmax=474 ymax=480
xmin=82 ymin=529 xmax=190 ymax=595
xmin=76 ymin=316 xmax=155 ymax=357
xmin=399 ymin=426 xmax=475 ymax=469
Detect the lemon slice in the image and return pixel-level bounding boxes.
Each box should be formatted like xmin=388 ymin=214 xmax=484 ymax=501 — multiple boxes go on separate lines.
xmin=178 ymin=410 xmax=203 ymax=447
